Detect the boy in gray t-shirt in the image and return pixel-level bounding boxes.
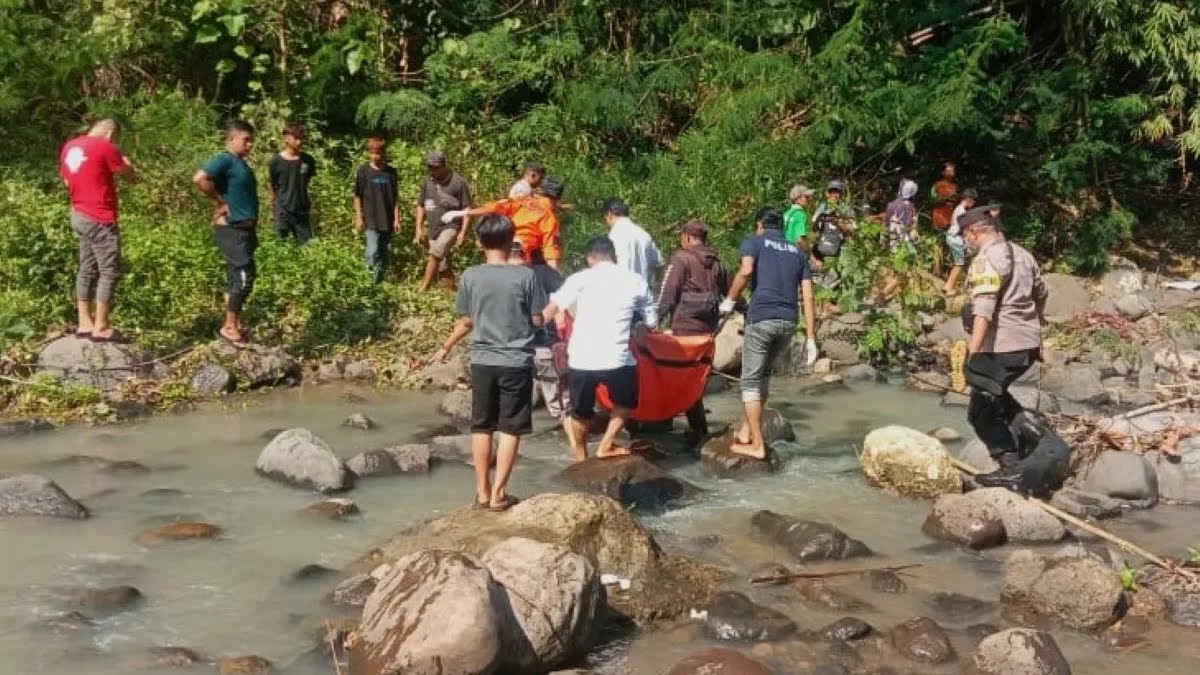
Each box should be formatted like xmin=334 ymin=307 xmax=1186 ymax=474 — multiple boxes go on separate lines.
xmin=432 ymin=215 xmax=542 ymax=511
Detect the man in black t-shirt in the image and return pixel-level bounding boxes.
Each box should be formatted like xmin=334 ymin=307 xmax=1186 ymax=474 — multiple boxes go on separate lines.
xmin=414 ymin=151 xmax=472 ymax=292
xmin=268 ymin=123 xmax=317 ymax=244
xmin=720 ymin=206 xmax=820 ymax=459
xmin=353 ymin=136 xmax=401 ymax=284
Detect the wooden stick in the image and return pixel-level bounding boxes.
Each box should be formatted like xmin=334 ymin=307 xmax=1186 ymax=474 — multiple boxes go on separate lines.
xmin=324 ymin=620 xmax=345 ymax=675
xmin=1111 ymin=394 xmax=1199 ymax=421
xmin=949 ymin=457 xmax=1197 ymax=580
xmin=750 ymin=563 xmax=922 ymax=585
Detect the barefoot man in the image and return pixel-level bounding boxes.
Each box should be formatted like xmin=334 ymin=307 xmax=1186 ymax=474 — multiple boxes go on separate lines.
xmin=541 ymin=236 xmax=657 ymax=461
xmin=720 ymin=206 xmax=818 ymax=459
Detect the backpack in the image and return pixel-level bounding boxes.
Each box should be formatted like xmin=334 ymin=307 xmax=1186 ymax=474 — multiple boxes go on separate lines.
xmin=815 ymin=209 xmax=844 ymax=258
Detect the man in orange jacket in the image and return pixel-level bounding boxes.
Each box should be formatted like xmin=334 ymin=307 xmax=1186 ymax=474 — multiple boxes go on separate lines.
xmin=447 ymin=178 xmax=565 ymax=271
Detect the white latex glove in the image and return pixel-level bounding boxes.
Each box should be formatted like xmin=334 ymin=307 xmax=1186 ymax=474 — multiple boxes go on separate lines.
xmin=804 ymin=338 xmax=819 ymax=366
xmin=440 ymin=210 xmax=466 ymax=225
xmin=718 ymin=298 xmax=736 ymax=316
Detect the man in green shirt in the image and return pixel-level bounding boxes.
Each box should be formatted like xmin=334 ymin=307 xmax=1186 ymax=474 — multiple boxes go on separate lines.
xmin=783 ymin=184 xmax=814 ymax=244
xmin=193 ymin=119 xmax=259 ymax=348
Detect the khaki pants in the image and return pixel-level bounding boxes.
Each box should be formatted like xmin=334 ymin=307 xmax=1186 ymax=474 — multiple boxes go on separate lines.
xmin=428 ymin=228 xmax=458 ymax=272
xmin=71 ymin=210 xmax=122 ymax=303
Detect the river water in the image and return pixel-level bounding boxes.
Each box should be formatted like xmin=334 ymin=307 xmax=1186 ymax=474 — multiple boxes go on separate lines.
xmin=0 ymin=380 xmax=1197 ymax=674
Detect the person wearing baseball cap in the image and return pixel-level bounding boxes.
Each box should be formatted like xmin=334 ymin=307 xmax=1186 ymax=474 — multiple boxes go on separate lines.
xmin=415 ymin=150 xmax=473 ymax=292
xmin=783 ymin=184 xmax=815 ymax=245
xmin=657 ymin=218 xmax=732 ymax=439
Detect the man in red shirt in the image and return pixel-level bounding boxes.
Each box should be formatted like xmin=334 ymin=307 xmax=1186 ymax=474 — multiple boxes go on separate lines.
xmin=59 ymin=119 xmax=137 ymax=341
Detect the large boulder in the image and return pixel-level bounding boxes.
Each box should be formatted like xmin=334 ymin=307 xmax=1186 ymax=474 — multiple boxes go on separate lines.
xmin=346 ymin=445 xmax=433 ymax=477
xmin=229 ymin=343 xmax=301 ymax=388
xmin=36 ymin=336 xmax=153 ymax=393
xmin=922 ymin=494 xmax=1007 ymax=550
xmin=0 ymin=474 xmax=89 ymax=519
xmin=860 ymin=426 xmax=963 ymax=499
xmin=1099 ymin=257 xmax=1143 ymax=298
xmin=965 ymin=488 xmax=1065 ymax=543
xmin=481 ymin=537 xmax=603 ymax=670
xmin=438 ymin=389 xmax=473 ymax=430
xmin=558 ymin=455 xmax=692 ymax=511
xmin=1001 ymin=547 xmax=1125 ymax=630
xmin=751 ymin=510 xmax=871 ymax=562
xmin=255 ymin=428 xmax=354 ymax=493
xmin=968 ymin=628 xmax=1071 ymax=675
xmin=1115 ymin=293 xmax=1155 ymax=320
xmin=1040 ymin=364 xmax=1108 ymax=406
xmin=350 ymin=549 xmax=505 ymax=675
xmin=890 ymin=616 xmax=956 ymax=665
xmin=703 ymin=591 xmax=797 ymax=642
xmin=359 ymin=493 xmax=721 ymax=625
xmin=1142 ymin=565 xmax=1200 ymax=628
xmin=666 ymin=648 xmax=773 ymax=675
xmin=1077 ymin=450 xmax=1157 ymax=506
xmin=191 ymin=362 xmax=234 ymax=396
xmin=1041 ymin=274 xmax=1091 ymax=322
xmin=714 ymin=314 xmax=745 ymax=374
xmin=1148 ymin=441 xmax=1200 ymax=502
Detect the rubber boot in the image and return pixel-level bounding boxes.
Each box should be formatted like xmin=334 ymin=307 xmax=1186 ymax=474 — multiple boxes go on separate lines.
xmin=974 ymin=451 xmax=1024 ymax=492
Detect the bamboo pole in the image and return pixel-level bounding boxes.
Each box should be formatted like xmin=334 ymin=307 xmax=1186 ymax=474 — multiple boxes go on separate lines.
xmin=750 ymin=563 xmax=922 ymax=585
xmin=949 ymin=457 xmax=1197 ymax=580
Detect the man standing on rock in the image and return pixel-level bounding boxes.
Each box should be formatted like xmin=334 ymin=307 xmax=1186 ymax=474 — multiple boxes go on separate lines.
xmin=541 ymin=236 xmax=658 ymax=461
xmin=720 ymin=207 xmax=818 ymax=459
xmin=193 ymin=120 xmax=259 ymax=348
xmin=657 ymin=219 xmax=730 ymax=439
xmin=603 ymin=198 xmax=662 ymax=286
xmin=60 ymin=118 xmax=138 ymax=341
xmin=960 ymin=205 xmax=1049 ymax=488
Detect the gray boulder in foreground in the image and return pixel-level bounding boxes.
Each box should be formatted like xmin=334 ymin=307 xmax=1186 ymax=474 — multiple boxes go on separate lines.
xmin=0 ymin=474 xmax=89 ymax=519
xmin=969 ymin=628 xmax=1071 ymax=675
xmin=255 ymin=428 xmax=354 ymax=493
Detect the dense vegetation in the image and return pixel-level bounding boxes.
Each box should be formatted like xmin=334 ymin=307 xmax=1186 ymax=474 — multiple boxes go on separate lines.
xmin=2 ymin=0 xmax=1199 ymax=362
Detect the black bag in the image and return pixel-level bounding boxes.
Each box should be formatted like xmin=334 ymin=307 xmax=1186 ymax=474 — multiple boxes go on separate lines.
xmin=961 ymin=242 xmax=1014 ymax=334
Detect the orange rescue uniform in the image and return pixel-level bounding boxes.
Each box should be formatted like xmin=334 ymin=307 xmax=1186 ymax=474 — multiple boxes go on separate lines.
xmin=478 ymin=195 xmax=562 ymax=263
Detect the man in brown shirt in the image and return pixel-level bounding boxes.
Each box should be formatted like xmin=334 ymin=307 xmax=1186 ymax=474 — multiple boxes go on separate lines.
xmin=960 ymin=205 xmax=1049 ymax=480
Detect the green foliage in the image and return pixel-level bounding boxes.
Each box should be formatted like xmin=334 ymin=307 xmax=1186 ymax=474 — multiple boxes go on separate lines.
xmin=1119 ymin=562 xmax=1144 ymax=592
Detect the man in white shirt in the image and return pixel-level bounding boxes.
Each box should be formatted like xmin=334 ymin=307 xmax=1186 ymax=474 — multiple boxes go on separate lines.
xmin=602 ymin=198 xmax=663 ymax=285
xmin=943 ymin=188 xmax=977 ymax=295
xmin=542 ymin=236 xmax=658 ymax=461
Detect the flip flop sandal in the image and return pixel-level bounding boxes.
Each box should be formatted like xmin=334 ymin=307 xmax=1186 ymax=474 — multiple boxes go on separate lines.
xmin=73 ymin=330 xmax=91 ymax=338
xmin=489 ymin=495 xmax=520 ymax=512
xmin=471 ymin=500 xmax=490 ymax=510
xmin=219 ymin=331 xmax=249 ymax=349
xmin=89 ymin=330 xmax=129 ymax=344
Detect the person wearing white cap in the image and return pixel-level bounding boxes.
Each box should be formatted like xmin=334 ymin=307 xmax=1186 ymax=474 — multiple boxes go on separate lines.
xmin=783 ymin=184 xmax=814 ymax=245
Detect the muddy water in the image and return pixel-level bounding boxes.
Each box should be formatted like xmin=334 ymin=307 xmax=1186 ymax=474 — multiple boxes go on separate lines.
xmin=0 ymin=381 xmax=1197 ymax=674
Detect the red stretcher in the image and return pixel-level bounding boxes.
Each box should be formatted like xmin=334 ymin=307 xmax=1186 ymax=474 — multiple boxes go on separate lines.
xmin=595 ymin=332 xmax=715 ymax=422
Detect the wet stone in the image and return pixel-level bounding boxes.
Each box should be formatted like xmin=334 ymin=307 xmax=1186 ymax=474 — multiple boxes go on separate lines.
xmin=36 ymin=610 xmax=95 ymax=635
xmin=139 ymin=488 xmax=185 ymax=499
xmin=144 ymin=646 xmax=203 ymax=668
xmin=218 ymin=655 xmax=273 ymax=674
xmin=965 ymin=623 xmax=1001 ymax=643
xmin=137 ymin=521 xmax=220 ymax=545
xmin=751 ymin=510 xmax=872 ymax=562
xmin=291 ymin=564 xmax=337 ymax=583
xmin=302 ymin=498 xmax=360 ymax=520
xmin=666 ymin=647 xmax=774 ymax=675
xmin=793 ymin=579 xmax=869 ymax=611
xmin=890 ymin=616 xmax=956 ymax=665
xmin=862 ymin=570 xmax=907 ymax=594
xmin=821 ymin=616 xmax=873 ymax=642
xmin=927 ymin=591 xmax=993 ymax=623
xmin=751 ymin=563 xmax=792 ymax=586
xmin=330 ymin=573 xmax=377 ymax=608
xmin=703 ymin=590 xmax=798 ymax=642
xmin=341 ymin=412 xmax=376 ymax=430
xmin=72 ymin=585 xmax=143 ymax=615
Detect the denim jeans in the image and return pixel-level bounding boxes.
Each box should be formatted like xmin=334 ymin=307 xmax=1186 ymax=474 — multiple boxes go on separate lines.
xmin=364 ymin=229 xmax=392 ymax=284
xmin=740 ymin=319 xmax=796 ymax=403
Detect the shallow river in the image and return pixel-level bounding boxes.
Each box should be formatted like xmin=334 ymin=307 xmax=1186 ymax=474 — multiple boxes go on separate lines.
xmin=1 ymin=380 xmax=1197 ymax=674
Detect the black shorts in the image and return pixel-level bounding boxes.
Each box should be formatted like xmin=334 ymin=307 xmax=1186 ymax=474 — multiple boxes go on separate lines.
xmin=469 ymin=364 xmax=533 ymax=436
xmin=568 ymin=366 xmax=638 ymax=420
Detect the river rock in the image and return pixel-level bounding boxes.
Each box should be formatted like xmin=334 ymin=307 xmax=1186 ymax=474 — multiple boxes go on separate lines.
xmin=218 ymin=655 xmax=273 ymax=674
xmin=703 ymin=591 xmax=797 ymax=641
xmin=1115 ymin=293 xmax=1154 ymax=320
xmin=191 ymin=362 xmax=234 ymax=395
xmin=967 ymin=488 xmax=1065 ymax=543
xmin=361 ymin=492 xmax=721 ymax=625
xmin=763 ymin=408 xmax=796 ymax=443
xmin=438 ymin=389 xmax=473 ymax=429
xmin=751 ymin=510 xmax=871 ymax=562
xmin=1042 ymin=274 xmax=1091 ymax=322
xmin=1149 ymin=442 xmax=1200 ymax=502
xmin=559 ymin=454 xmax=691 ymax=510
xmin=1142 ymin=566 xmax=1200 ymax=627
xmin=968 ymin=628 xmax=1071 ymax=675
xmin=0 ymin=474 xmax=89 ymax=519
xmin=821 ymin=617 xmax=873 ymax=641
xmin=1001 ymin=547 xmax=1125 ymax=630
xmin=821 ymin=338 xmax=861 ymax=366
xmin=343 ymin=360 xmax=376 ymax=382
xmin=231 ymin=344 xmax=300 ymax=388
xmin=714 ymin=314 xmax=745 ymax=374
xmin=701 ymin=431 xmax=780 ymax=477
xmin=481 ymin=537 xmax=604 ymax=670
xmin=862 ymin=570 xmax=907 ymax=594
xmin=793 ymin=579 xmax=869 ymax=611
xmin=922 ymin=494 xmax=1007 ymax=550
xmin=35 ymin=335 xmax=152 ymax=392
xmin=1048 ymin=487 xmax=1124 ymax=519
xmin=316 ymin=357 xmax=346 ymax=382
xmin=842 ymin=364 xmax=879 ymax=382
xmin=351 ymin=549 xmax=505 ymax=675
xmin=38 ymin=610 xmax=96 ymax=635
xmin=330 ymin=573 xmax=377 ymax=607
xmin=255 ymin=428 xmax=354 ymax=493
xmin=1077 ymin=450 xmax=1157 ymax=506
xmin=415 ymin=352 xmax=468 ymax=390
xmin=429 ymin=434 xmax=496 ymax=466
xmin=890 ymin=616 xmax=955 ymax=664
xmin=0 ymin=418 xmax=53 ymax=437
xmin=346 ymin=445 xmax=432 ymax=477
xmin=143 ymin=646 xmax=203 ymax=668
xmin=1154 ymin=346 xmax=1200 ymax=374
xmin=303 ymin=498 xmax=359 ymax=520
xmin=666 ymin=648 xmax=774 ymax=675
xmin=72 ymin=585 xmax=144 ymax=615
xmin=342 ymin=412 xmax=376 ymax=430
xmin=860 ymin=426 xmax=962 ymax=499
xmin=928 ymin=592 xmax=993 ymax=623
xmin=928 ymin=426 xmax=963 ymax=442
xmin=136 ymin=521 xmax=220 ymax=545
xmin=1100 ymin=257 xmax=1143 ymax=297
xmin=1040 ymin=364 xmax=1108 ymax=405
xmin=956 ymin=440 xmax=1000 ymax=474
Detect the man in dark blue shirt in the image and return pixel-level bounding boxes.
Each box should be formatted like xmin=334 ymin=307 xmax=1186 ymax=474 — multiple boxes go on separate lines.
xmin=720 ymin=206 xmax=818 ymax=459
